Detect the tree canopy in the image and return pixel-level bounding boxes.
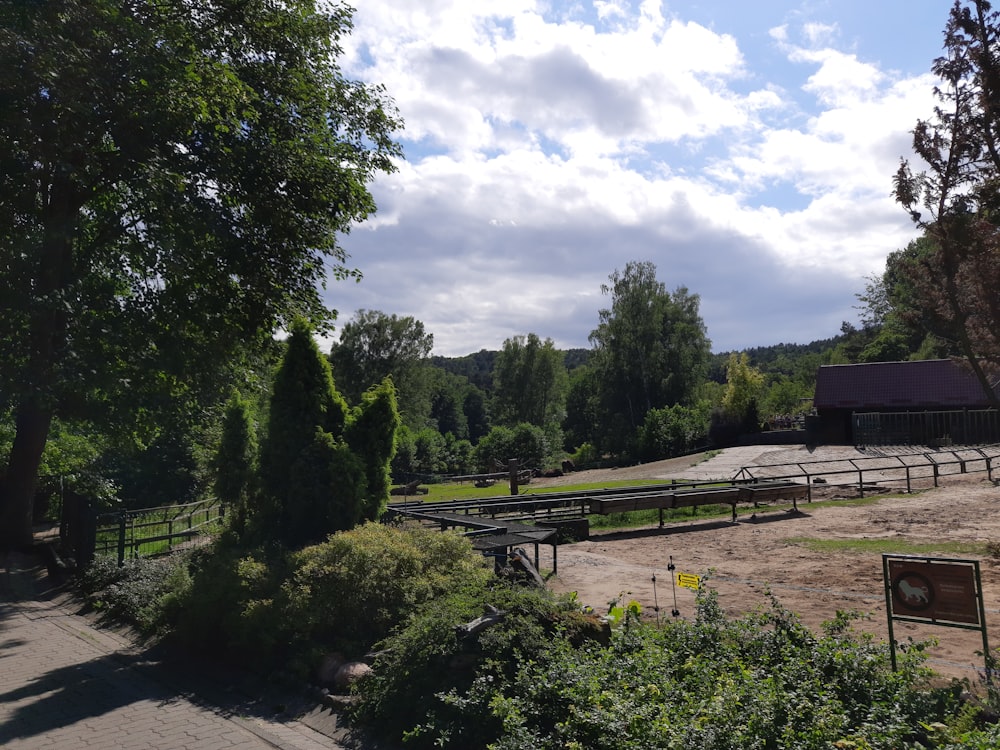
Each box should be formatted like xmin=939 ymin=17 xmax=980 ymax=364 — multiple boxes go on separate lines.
xmin=328 ymin=309 xmax=434 ymax=427
xmin=892 ymin=0 xmax=1000 ymax=402
xmin=491 ymin=333 xmax=568 ymax=432
xmin=0 ymin=0 xmax=401 ymax=548
xmin=586 ymin=261 xmax=711 ymax=453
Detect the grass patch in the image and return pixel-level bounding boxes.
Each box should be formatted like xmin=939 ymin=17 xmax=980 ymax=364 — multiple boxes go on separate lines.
xmin=786 ymin=536 xmax=987 ymax=556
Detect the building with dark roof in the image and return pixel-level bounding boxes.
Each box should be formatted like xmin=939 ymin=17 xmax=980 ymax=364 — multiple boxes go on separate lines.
xmin=812 ymin=359 xmax=999 ymax=445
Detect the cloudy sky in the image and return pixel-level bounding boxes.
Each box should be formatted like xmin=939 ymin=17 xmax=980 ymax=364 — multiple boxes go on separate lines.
xmin=327 ymin=0 xmax=949 ymax=357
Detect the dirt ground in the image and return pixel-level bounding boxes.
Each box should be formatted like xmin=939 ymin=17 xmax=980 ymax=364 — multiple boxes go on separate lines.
xmin=529 ymin=446 xmax=1000 ymax=685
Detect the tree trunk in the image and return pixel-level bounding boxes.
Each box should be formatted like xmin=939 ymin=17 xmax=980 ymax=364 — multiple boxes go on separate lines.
xmin=0 ymin=399 xmax=54 ymax=550
xmin=0 ymin=178 xmax=75 ymax=551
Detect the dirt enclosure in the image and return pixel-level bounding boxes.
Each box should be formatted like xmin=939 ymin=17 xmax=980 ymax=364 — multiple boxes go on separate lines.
xmin=530 ymin=446 xmax=1000 ymax=684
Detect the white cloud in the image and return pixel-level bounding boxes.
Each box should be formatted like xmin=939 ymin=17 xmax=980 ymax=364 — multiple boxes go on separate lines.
xmin=330 ymin=1 xmax=942 ymax=356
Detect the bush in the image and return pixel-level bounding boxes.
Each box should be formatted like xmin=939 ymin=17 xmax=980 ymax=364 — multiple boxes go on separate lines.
xmin=355 ymin=587 xmax=970 ymax=749
xmin=636 ymin=402 xmax=710 ymax=460
xmin=354 ymin=581 xmax=588 ymax=748
xmin=284 ymin=523 xmax=492 ymax=655
xmin=167 ymin=534 xmax=291 ymax=670
xmin=473 ymin=423 xmax=548 ymax=471
xmin=79 ymin=553 xmax=191 ymax=635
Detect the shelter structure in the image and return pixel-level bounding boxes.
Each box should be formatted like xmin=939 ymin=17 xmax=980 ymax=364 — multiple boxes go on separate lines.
xmin=811 ymin=359 xmax=999 ymax=445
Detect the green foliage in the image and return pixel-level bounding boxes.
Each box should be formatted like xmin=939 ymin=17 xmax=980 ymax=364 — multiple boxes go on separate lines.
xmin=358 ymin=587 xmax=965 ymax=749
xmin=287 ymin=429 xmax=366 ymax=545
xmin=284 ymin=523 xmax=492 ymax=655
xmin=79 ymin=553 xmax=192 ymax=635
xmin=587 ymin=261 xmax=711 ymax=455
xmin=159 ymin=524 xmax=492 ymax=674
xmin=257 ymin=319 xmax=367 ymax=546
xmin=0 ymin=0 xmax=401 ymax=548
xmin=169 ymin=536 xmax=290 ymax=668
xmin=345 ymin=378 xmax=400 ymax=520
xmin=636 ymin=402 xmax=711 ymax=460
xmin=473 ymin=423 xmax=549 ymax=471
xmin=892 ymin=1 xmax=1000 ymax=394
xmin=353 ymin=582 xmax=588 ymax=748
xmin=329 ymin=310 xmax=434 ymax=429
xmin=722 ymin=352 xmax=764 ymax=424
xmin=492 ymin=333 xmax=568 ymax=434
xmin=213 ymin=392 xmax=257 ymax=530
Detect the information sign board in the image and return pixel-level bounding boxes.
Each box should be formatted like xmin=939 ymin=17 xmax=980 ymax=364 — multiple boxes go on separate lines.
xmin=885 ymin=556 xmax=980 ymax=626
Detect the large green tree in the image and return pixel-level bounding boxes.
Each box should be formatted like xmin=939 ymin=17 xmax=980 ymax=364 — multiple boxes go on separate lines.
xmin=893 ymin=0 xmax=1000 ymax=403
xmin=491 ymin=333 xmax=568 ymax=433
xmin=587 ymin=261 xmax=711 ymax=453
xmin=0 ymin=0 xmax=401 ymax=548
xmin=328 ymin=310 xmax=434 ymax=428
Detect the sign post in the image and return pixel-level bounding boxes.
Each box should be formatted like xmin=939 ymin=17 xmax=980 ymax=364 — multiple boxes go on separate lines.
xmin=882 ymin=554 xmax=992 ymax=683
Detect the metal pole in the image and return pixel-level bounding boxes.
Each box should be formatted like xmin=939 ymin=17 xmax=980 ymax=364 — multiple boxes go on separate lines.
xmin=882 ymin=554 xmax=898 ymax=672
xmin=975 ymin=561 xmax=993 ymax=685
xmin=668 ymin=556 xmax=680 ymax=617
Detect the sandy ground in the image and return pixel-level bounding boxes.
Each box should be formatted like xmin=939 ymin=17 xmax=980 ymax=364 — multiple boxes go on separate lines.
xmin=528 ymin=445 xmax=1000 ymax=685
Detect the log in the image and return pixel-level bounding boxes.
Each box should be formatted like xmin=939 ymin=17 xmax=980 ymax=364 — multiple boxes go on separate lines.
xmin=455 ymin=604 xmax=506 ymax=638
xmin=510 ymin=546 xmax=545 ymax=587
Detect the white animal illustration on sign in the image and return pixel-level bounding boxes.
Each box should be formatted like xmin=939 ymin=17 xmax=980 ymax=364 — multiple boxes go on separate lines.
xmin=898 ymin=579 xmax=929 ymax=604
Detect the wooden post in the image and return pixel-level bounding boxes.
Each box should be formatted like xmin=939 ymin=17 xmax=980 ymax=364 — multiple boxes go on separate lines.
xmin=508 ymin=459 xmax=519 ymax=496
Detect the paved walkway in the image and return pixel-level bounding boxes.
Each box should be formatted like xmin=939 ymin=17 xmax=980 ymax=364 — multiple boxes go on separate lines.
xmin=0 ymin=549 xmax=353 ymax=750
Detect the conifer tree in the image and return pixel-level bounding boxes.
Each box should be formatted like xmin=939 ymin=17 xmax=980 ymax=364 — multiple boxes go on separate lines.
xmin=345 ymin=379 xmax=400 ymax=522
xmin=213 ymin=392 xmax=257 ymax=533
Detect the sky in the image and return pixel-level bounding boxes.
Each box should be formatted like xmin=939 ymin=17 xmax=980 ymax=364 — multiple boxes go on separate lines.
xmin=326 ymin=0 xmax=951 ymax=357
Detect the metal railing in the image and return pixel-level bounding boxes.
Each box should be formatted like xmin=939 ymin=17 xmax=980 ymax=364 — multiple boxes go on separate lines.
xmin=733 ymin=445 xmax=1000 ymax=499
xmin=90 ymin=499 xmax=224 ymax=566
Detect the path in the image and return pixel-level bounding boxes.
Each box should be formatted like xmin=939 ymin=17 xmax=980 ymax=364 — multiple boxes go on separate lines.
xmin=0 ymin=549 xmax=351 ymax=750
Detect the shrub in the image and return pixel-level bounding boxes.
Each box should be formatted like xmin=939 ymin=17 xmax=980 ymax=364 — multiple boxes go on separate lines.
xmin=636 ymin=402 xmax=710 ymax=460
xmin=283 ymin=522 xmax=492 ymax=655
xmin=354 ymin=581 xmax=585 ymax=748
xmin=79 ymin=553 xmax=191 ymax=635
xmin=167 ymin=535 xmax=291 ymax=670
xmin=355 ymin=587 xmax=967 ymax=750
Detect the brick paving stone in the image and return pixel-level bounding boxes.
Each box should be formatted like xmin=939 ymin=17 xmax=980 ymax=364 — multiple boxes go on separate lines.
xmin=0 ymin=549 xmax=349 ymax=750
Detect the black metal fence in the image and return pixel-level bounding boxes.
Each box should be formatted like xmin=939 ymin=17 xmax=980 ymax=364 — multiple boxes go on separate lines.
xmin=854 ymin=409 xmax=1000 ymax=448
xmin=61 ymin=496 xmax=224 ymax=567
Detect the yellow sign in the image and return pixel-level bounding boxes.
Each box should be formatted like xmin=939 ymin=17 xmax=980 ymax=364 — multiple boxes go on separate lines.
xmin=676 ymin=572 xmax=700 ymax=590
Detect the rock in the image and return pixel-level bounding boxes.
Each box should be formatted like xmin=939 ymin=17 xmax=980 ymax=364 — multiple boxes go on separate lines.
xmin=334 ymin=661 xmax=372 ymax=691
xmin=315 ymin=652 xmax=345 ymax=685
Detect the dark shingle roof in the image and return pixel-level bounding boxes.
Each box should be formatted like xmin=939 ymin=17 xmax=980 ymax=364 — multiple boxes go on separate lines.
xmin=813 ymin=359 xmax=996 ymax=410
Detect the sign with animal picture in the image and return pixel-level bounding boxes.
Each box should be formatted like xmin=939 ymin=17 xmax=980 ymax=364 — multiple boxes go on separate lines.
xmin=881 ymin=554 xmax=991 ymax=681
xmin=884 ymin=556 xmax=981 ymax=626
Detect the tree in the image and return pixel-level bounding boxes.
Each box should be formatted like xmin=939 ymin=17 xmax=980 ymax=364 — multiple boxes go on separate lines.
xmin=492 ymin=333 xmax=568 ymax=432
xmin=0 ymin=0 xmax=401 ymax=549
xmin=213 ymin=393 xmax=257 ymax=534
xmin=329 ymin=310 xmax=435 ymax=428
xmin=257 ymin=320 xmax=398 ymax=546
xmin=345 ymin=378 xmax=400 ymax=521
xmin=587 ymin=261 xmax=711 ymax=453
xmin=472 ymin=424 xmax=548 ymax=472
xmin=893 ymin=0 xmax=1000 ymax=403
xmin=258 ymin=319 xmax=351 ymax=543
xmin=722 ymin=353 xmax=764 ymax=429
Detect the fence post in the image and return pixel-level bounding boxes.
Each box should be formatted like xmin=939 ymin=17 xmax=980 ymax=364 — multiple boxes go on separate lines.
xmin=79 ymin=499 xmax=97 ymax=569
xmin=117 ymin=511 xmax=127 ymax=567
